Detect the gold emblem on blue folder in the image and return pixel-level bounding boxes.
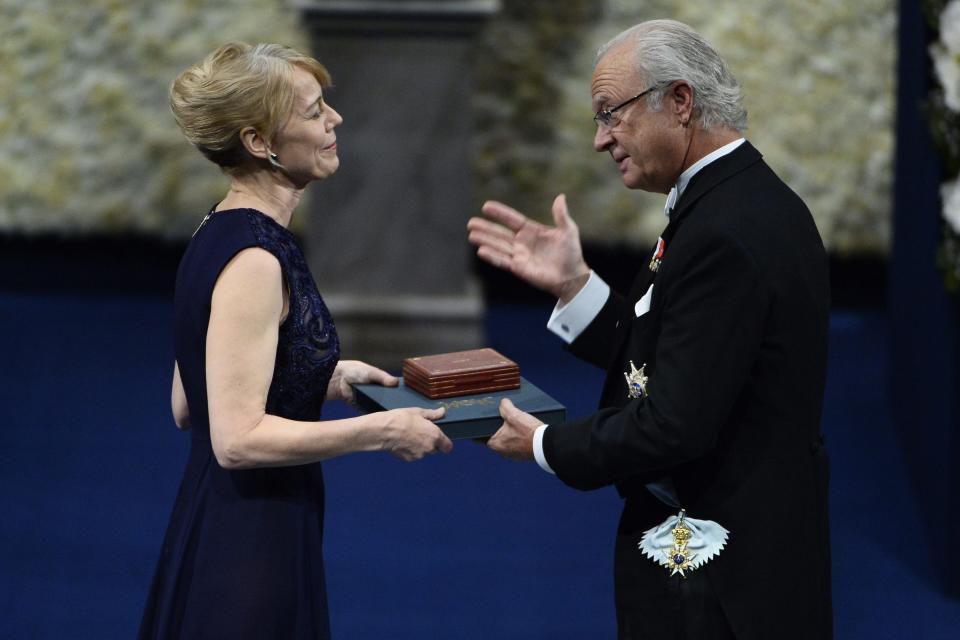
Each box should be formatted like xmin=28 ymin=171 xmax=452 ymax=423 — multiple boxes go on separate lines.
xmin=624 ymin=361 xmax=648 ymax=399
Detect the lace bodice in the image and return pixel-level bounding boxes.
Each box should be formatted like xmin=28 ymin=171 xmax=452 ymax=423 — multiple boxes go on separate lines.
xmin=174 ymin=208 xmax=340 ymax=432
xmin=243 ymin=210 xmax=340 ymax=421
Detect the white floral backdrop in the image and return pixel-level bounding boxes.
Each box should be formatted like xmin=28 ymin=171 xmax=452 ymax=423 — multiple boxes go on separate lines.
xmin=0 ymin=0 xmax=896 ymax=254
xmin=542 ymin=0 xmax=896 ymax=253
xmin=927 ymin=0 xmax=960 ymax=290
xmin=0 ymin=0 xmax=307 ymax=237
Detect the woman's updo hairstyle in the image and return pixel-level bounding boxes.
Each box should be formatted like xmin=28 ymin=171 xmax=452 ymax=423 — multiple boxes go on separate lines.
xmin=170 ymin=42 xmax=331 ymax=174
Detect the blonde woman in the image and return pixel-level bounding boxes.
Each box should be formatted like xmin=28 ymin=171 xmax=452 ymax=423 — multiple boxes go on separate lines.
xmin=138 ymin=43 xmax=452 ymax=639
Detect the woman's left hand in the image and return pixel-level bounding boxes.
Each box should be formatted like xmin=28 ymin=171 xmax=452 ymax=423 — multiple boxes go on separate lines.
xmin=327 ymin=360 xmax=399 ymax=404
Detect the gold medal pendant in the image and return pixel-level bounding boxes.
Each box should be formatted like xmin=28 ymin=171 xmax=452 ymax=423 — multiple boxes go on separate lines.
xmin=638 ymin=509 xmax=730 ymax=578
xmin=663 ymin=510 xmax=696 ymax=577
xmin=624 ymin=360 xmax=648 ymax=399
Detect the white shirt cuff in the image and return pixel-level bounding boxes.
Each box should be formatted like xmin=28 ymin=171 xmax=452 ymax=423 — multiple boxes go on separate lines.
xmin=546 ymin=271 xmax=610 ymax=344
xmin=533 ymin=424 xmax=555 ymax=475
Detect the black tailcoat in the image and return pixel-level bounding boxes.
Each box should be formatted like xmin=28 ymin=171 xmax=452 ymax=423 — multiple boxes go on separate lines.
xmin=543 ymin=142 xmax=832 ymax=639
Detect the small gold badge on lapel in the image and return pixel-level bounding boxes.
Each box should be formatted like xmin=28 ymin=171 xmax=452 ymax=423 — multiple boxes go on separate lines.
xmin=624 ymin=360 xmax=648 ymax=399
xmin=648 ymin=237 xmax=665 ymax=272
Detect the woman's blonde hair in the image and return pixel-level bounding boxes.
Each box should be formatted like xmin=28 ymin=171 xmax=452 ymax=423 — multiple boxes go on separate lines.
xmin=170 ymin=42 xmax=331 ymax=174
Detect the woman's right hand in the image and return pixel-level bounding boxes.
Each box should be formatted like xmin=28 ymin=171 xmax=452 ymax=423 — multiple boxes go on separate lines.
xmin=380 ymin=407 xmax=453 ymax=461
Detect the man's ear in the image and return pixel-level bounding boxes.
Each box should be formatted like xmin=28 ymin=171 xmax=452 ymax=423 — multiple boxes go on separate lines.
xmin=238 ymin=126 xmax=270 ymax=161
xmin=669 ymin=81 xmax=695 ymax=126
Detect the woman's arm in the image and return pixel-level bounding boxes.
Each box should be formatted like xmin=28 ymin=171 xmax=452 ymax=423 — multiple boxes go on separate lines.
xmin=206 ymin=247 xmax=452 ymax=470
xmin=171 ymin=362 xmax=191 ymax=430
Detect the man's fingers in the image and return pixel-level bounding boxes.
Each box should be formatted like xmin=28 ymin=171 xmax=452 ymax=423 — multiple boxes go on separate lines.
xmin=499 ymin=398 xmax=542 ymax=432
xmin=499 ymin=397 xmax=519 ymax=420
xmin=486 ymin=424 xmax=506 ymax=451
xmin=476 ymin=246 xmax=513 ymax=271
xmin=467 ymin=217 xmax=515 ymax=242
xmin=551 ymin=193 xmax=573 ymax=229
xmin=481 ymin=200 xmax=528 ymax=232
xmin=436 ymin=433 xmax=454 ymax=454
xmin=467 ymin=216 xmax=517 ymax=267
xmin=468 ymin=228 xmax=515 ymax=257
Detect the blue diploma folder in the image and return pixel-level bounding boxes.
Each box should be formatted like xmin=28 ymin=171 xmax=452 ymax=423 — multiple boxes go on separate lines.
xmin=352 ymin=377 xmax=566 ymax=440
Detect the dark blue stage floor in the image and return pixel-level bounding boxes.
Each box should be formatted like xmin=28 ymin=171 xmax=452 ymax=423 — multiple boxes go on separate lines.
xmin=1 ymin=293 xmax=958 ymax=638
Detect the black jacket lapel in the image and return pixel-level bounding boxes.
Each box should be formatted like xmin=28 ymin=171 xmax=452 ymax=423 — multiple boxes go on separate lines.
xmin=666 ymin=141 xmax=764 ymax=230
xmin=601 ymin=142 xmax=763 ymax=407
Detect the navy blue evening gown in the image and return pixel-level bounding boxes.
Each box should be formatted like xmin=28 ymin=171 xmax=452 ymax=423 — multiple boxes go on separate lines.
xmin=139 ymin=208 xmax=340 ymax=639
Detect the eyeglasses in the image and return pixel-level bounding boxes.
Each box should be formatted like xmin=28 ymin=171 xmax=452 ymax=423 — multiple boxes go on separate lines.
xmin=593 ymin=85 xmax=659 ymax=129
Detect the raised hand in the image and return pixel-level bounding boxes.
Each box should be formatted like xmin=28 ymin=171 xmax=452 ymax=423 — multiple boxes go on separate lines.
xmin=326 ymin=360 xmax=398 ymax=404
xmin=487 ymin=398 xmax=544 ymax=462
xmin=381 ymin=407 xmax=453 ymax=461
xmin=467 ymin=194 xmax=591 ymax=303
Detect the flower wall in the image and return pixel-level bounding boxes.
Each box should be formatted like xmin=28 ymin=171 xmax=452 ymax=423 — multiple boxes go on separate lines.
xmin=0 ymin=1 xmax=307 ymax=237
xmin=475 ymin=0 xmax=896 ymax=254
xmin=1 ymin=0 xmax=896 ymax=255
xmin=926 ymin=0 xmax=960 ymax=291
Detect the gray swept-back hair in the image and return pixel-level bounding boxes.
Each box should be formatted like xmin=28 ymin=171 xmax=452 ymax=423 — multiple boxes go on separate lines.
xmin=596 ymin=20 xmax=747 ymax=132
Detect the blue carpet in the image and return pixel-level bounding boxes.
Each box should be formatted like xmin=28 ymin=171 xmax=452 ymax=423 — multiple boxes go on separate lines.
xmin=0 ymin=293 xmax=957 ymax=638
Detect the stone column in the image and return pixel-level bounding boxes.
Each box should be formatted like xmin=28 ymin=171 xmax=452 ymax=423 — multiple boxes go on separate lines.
xmin=295 ymin=0 xmax=499 ymax=367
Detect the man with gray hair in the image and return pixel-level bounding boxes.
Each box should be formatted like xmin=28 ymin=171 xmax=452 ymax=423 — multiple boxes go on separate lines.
xmin=468 ymin=19 xmax=831 ymax=639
